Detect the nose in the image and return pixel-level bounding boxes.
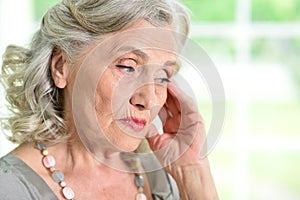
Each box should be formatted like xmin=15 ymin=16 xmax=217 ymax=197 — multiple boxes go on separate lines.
xmin=130 ymin=83 xmax=158 ymax=110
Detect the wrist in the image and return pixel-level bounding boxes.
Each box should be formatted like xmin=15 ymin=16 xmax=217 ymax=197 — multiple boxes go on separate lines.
xmin=168 ymin=159 xmax=218 ymax=200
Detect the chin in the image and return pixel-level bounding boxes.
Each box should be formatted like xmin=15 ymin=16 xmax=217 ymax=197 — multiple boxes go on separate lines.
xmin=114 ymin=137 xmax=143 ymax=152
xmin=108 ymin=124 xmax=148 ymax=152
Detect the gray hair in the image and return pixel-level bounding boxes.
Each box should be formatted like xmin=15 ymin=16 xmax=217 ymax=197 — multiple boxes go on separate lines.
xmin=1 ymin=0 xmax=190 ymax=145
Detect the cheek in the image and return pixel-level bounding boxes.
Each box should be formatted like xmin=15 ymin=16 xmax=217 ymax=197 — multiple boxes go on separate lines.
xmin=155 ymin=85 xmax=168 ymax=107
xmin=148 ymin=86 xmax=167 ymax=121
xmin=95 ymin=70 xmax=116 ymax=108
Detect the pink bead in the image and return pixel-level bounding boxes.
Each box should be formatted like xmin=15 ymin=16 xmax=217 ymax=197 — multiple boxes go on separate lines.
xmin=62 ymin=186 xmax=75 ymax=200
xmin=42 ymin=155 xmax=56 ymax=168
xmin=136 ymin=193 xmax=147 ymax=200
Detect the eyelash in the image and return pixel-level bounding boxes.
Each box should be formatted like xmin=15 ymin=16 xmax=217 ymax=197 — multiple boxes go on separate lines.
xmin=115 ymin=65 xmax=135 ymax=73
xmin=157 ymin=78 xmax=170 ymax=84
xmin=115 ymin=65 xmax=170 ymax=84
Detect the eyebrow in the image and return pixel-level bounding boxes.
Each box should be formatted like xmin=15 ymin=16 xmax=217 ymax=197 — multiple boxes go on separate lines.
xmin=117 ymin=46 xmax=149 ymax=62
xmin=164 ymin=60 xmax=178 ymax=68
xmin=118 ymin=45 xmax=179 ymax=71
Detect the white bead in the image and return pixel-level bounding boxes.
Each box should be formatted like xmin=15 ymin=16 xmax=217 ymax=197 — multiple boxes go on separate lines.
xmin=60 ymin=181 xmax=67 ymax=187
xmin=136 ymin=193 xmax=147 ymax=200
xmin=62 ymin=186 xmax=75 ymax=200
xmin=50 ymin=167 xmax=56 ymax=172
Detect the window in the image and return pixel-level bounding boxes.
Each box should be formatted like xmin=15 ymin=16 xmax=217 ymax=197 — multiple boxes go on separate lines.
xmin=180 ymin=0 xmax=300 ymax=199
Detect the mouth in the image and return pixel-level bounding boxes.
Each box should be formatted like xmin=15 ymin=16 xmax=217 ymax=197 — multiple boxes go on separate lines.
xmin=118 ymin=117 xmax=147 ymax=132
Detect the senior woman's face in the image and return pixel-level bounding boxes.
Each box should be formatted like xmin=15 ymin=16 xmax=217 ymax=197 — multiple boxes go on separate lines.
xmin=71 ymin=20 xmax=179 ymax=152
xmin=95 ymin=48 xmax=177 ymax=151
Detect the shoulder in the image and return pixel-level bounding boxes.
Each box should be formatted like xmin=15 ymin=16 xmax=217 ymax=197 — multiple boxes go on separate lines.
xmin=0 ymin=155 xmax=31 ymax=199
xmin=0 ymin=155 xmax=22 ymax=180
xmin=0 ymin=154 xmax=27 ymax=176
xmin=0 ymin=155 xmax=59 ymax=200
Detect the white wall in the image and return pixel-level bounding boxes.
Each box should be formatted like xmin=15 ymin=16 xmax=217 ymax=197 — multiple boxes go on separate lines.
xmin=0 ymin=0 xmax=34 ymax=156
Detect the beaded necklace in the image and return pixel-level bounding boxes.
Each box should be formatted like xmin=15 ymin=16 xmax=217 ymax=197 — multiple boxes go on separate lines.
xmin=37 ymin=144 xmax=147 ymax=200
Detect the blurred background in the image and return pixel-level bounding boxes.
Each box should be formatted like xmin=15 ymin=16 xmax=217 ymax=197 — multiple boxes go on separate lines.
xmin=0 ymin=0 xmax=300 ymax=199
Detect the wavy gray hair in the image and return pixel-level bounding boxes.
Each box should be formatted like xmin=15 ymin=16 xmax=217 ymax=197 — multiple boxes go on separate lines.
xmin=1 ymin=0 xmax=190 ymax=145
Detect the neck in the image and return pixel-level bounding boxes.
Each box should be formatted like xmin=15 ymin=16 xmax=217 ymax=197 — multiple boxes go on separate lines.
xmin=49 ymin=139 xmax=96 ymax=171
xmin=49 ymin=137 xmax=130 ymax=174
xmin=11 ymin=137 xmax=124 ymax=176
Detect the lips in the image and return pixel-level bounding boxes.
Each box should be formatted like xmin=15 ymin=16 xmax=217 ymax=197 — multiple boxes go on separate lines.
xmin=118 ymin=117 xmax=147 ymax=132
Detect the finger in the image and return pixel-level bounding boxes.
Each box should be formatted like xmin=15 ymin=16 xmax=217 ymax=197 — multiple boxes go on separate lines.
xmin=147 ymin=123 xmax=159 ymax=138
xmin=167 ymin=82 xmax=205 ymax=138
xmin=168 ymin=81 xmax=198 ymax=114
xmin=168 ymin=81 xmax=204 ymax=124
xmin=167 ymin=83 xmax=181 ymax=112
xmin=166 ymin=93 xmax=180 ymax=112
xmin=147 ymin=132 xmax=176 ymax=152
xmin=158 ymin=105 xmax=169 ymax=124
xmin=158 ymin=104 xmax=180 ymax=123
xmin=158 ymin=105 xmax=180 ymax=134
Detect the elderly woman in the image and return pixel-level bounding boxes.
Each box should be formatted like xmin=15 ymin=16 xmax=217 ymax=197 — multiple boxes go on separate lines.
xmin=0 ymin=0 xmax=218 ymax=199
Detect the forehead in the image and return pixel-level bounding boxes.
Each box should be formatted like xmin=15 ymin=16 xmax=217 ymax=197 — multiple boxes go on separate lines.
xmin=106 ymin=22 xmax=181 ymax=54
xmin=118 ymin=46 xmax=177 ymax=60
xmin=76 ymin=21 xmax=182 ymax=71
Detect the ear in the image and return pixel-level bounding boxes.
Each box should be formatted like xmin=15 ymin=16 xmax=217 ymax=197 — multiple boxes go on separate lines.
xmin=50 ymin=47 xmax=68 ymax=89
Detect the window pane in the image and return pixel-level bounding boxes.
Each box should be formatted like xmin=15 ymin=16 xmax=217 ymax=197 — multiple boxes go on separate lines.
xmin=181 ymin=0 xmax=236 ymax=22
xmin=249 ymin=152 xmax=300 ymax=200
xmin=252 ymin=0 xmax=300 ymax=21
xmin=33 ymin=0 xmax=59 ymax=21
xmin=249 ymin=102 xmax=300 ymax=137
xmin=251 ymin=38 xmax=300 ymax=95
xmin=210 ymin=150 xmax=236 ymax=200
xmin=194 ymin=38 xmax=236 ymax=63
xmin=251 ymin=38 xmax=300 ymax=68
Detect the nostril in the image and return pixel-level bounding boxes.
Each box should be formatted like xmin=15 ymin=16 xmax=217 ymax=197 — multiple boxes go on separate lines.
xmin=129 ymin=98 xmax=145 ymax=110
xmin=135 ymin=103 xmax=145 ymax=110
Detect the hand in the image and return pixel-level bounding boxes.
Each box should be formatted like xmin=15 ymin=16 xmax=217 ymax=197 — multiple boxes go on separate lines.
xmin=147 ymin=82 xmax=206 ymax=170
xmin=147 ymin=82 xmax=219 ymax=200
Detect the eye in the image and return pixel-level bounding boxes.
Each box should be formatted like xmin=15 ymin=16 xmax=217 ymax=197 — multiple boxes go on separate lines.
xmin=154 ymin=70 xmax=171 ymax=86
xmin=156 ymin=78 xmax=170 ymax=85
xmin=115 ymin=65 xmax=135 ymax=73
xmin=115 ymin=57 xmax=137 ymax=73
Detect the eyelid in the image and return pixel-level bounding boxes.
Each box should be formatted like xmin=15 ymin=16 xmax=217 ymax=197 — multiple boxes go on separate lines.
xmin=164 ymin=68 xmax=176 ymax=78
xmin=117 ymin=57 xmax=137 ymax=65
xmin=155 ymin=77 xmax=171 ymax=86
xmin=115 ymin=64 xmax=135 ymax=73
xmin=160 ymin=78 xmax=171 ymax=83
xmin=116 ymin=52 xmax=140 ymax=65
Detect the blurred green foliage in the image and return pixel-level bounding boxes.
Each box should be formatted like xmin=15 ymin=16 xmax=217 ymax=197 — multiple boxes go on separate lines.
xmin=33 ymin=0 xmax=59 ymax=21
xmin=251 ymin=38 xmax=300 ymax=96
xmin=251 ymin=38 xmax=300 ymax=63
xmin=252 ymin=0 xmax=300 ymax=21
xmin=180 ymin=0 xmax=235 ymax=21
xmin=194 ymin=38 xmax=236 ymax=62
xmin=181 ymin=0 xmax=300 ymax=22
xmin=34 ymin=0 xmax=300 ymax=22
